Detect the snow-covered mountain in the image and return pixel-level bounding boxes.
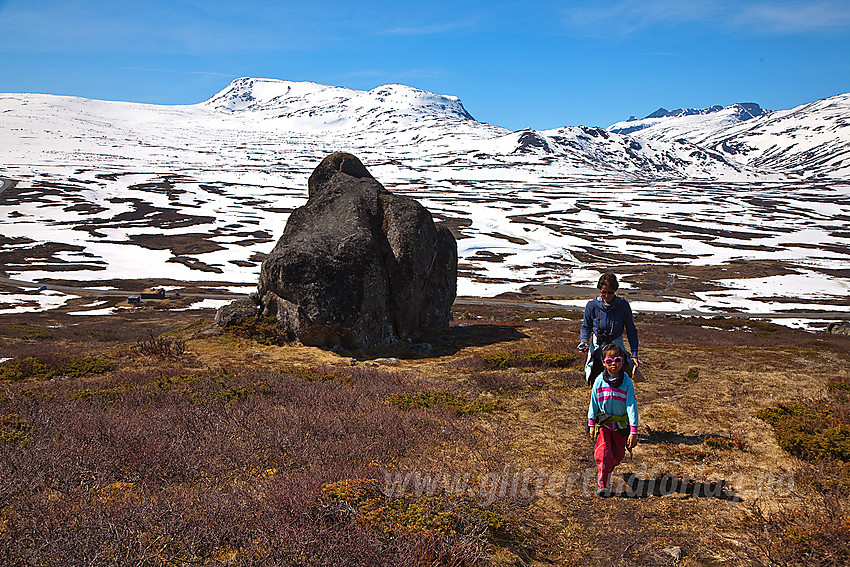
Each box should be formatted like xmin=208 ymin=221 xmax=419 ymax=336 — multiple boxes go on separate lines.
xmin=0 ymin=77 xmax=778 ymax=184
xmin=1 ymin=76 xmax=846 ymax=186
xmin=204 ymin=77 xmax=475 ymax=121
xmin=607 ymin=94 xmax=850 ymax=178
xmin=694 ymin=94 xmax=850 ymax=179
xmin=465 ymin=125 xmax=759 ymax=179
xmin=608 ymin=103 xmax=768 ymax=139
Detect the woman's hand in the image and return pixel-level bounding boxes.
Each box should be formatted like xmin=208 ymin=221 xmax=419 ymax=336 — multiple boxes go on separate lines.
xmin=632 ymin=356 xmax=639 ymax=369
xmin=627 ymin=433 xmax=638 ymax=449
xmin=577 ymin=342 xmax=589 ymax=352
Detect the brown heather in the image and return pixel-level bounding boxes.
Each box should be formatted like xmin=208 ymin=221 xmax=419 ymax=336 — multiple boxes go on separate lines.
xmin=0 ymin=305 xmax=848 ymax=566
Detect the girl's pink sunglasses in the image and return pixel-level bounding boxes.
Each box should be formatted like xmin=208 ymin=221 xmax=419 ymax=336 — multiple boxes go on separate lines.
xmin=603 ymin=356 xmax=623 ymax=365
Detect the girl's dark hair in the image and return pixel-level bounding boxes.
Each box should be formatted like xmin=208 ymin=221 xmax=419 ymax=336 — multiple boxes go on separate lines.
xmin=600 ymin=343 xmax=626 ymax=360
xmin=597 ymin=272 xmax=619 ymax=291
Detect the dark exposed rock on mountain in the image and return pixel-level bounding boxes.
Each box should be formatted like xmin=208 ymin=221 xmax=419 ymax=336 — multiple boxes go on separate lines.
xmin=252 ymin=152 xmax=457 ymax=349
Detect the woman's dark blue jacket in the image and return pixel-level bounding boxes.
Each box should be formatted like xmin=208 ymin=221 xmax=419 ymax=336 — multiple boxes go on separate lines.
xmin=580 ymin=296 xmax=639 ymax=357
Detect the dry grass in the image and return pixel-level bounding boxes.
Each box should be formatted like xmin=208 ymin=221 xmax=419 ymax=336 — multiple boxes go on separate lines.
xmin=1 ymin=305 xmax=849 ymax=565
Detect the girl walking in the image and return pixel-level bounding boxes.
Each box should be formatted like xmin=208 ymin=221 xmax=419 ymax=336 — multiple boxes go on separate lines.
xmin=587 ymin=343 xmax=639 ymax=497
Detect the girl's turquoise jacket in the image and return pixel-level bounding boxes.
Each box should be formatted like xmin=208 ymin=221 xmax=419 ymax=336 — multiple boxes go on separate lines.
xmin=588 ymin=372 xmax=639 ymax=434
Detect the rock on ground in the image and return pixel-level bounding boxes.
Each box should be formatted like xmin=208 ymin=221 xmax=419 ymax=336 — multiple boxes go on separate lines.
xmin=255 ymin=152 xmax=457 ymax=349
xmin=214 ymin=297 xmax=259 ymax=327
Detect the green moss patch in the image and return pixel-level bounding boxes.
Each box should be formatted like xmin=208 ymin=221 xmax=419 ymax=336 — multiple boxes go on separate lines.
xmin=756 ymin=400 xmax=850 ymax=462
xmin=0 ymin=356 xmax=114 ymax=382
xmin=385 ymin=391 xmax=506 ymax=414
xmin=0 ymin=413 xmax=32 ymax=445
xmin=321 ymin=478 xmax=526 ymax=545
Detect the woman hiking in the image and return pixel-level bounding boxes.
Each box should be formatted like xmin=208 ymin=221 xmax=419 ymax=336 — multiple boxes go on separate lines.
xmin=577 ymin=272 xmax=639 ymax=385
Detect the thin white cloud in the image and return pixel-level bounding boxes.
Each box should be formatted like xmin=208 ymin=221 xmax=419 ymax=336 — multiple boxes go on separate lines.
xmin=0 ymin=0 xmax=343 ymax=53
xmin=562 ymin=0 xmax=850 ymax=36
xmin=738 ymin=1 xmax=850 ymax=33
xmin=381 ymin=17 xmax=482 ymax=36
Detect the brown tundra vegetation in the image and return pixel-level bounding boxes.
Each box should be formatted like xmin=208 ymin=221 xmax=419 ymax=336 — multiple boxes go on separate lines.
xmin=0 ymin=302 xmax=848 ymax=566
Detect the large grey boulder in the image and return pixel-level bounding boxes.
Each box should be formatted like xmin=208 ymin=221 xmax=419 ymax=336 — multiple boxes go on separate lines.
xmin=256 ymin=153 xmax=457 ymax=349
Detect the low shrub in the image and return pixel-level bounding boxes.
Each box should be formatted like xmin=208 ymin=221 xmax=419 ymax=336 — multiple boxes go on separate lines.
xmin=4 ymin=324 xmax=52 ymax=340
xmin=290 ymin=367 xmax=347 ymax=382
xmin=57 ymin=356 xmax=115 ymax=378
xmin=133 ymin=334 xmax=186 ymax=359
xmin=473 ymin=349 xmax=580 ymax=370
xmin=736 ymin=461 xmax=850 ymax=567
xmin=386 ymin=391 xmax=507 ymax=414
xmin=322 ymin=478 xmax=527 ymax=547
xmin=703 ymin=434 xmax=744 ymax=451
xmin=0 ymin=359 xmax=524 ymax=566
xmin=0 ymin=357 xmax=49 ymax=381
xmin=0 ymin=413 xmax=31 ymax=445
xmin=212 ymin=381 xmax=271 ymax=401
xmin=69 ymin=386 xmax=131 ymax=402
xmin=149 ymin=369 xmax=273 ymax=403
xmin=224 ymin=316 xmax=289 ymax=345
xmin=468 ymin=371 xmax=543 ymax=393
xmin=756 ymin=400 xmax=850 ymax=462
xmin=0 ymin=356 xmax=114 ymax=382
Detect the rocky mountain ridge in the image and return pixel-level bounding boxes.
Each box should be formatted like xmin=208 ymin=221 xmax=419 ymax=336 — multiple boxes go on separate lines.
xmin=608 ymin=102 xmax=768 ymax=137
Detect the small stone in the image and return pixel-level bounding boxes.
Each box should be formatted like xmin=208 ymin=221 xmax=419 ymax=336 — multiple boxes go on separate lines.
xmin=374 ymin=357 xmax=399 ymax=365
xmin=251 ymin=352 xmax=269 ymax=358
xmin=827 ymin=321 xmax=850 ymax=335
xmin=663 ymin=546 xmax=684 ymax=561
xmin=364 ymin=361 xmax=379 ymax=367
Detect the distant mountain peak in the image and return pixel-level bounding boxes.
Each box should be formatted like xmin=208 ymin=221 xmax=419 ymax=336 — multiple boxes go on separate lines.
xmin=644 ymin=105 xmax=725 ymax=119
xmin=608 ymin=102 xmax=769 ymax=137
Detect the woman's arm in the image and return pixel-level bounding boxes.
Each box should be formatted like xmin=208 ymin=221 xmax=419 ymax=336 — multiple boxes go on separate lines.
xmin=623 ymin=300 xmax=639 ymax=357
xmin=579 ymin=301 xmax=594 ymax=345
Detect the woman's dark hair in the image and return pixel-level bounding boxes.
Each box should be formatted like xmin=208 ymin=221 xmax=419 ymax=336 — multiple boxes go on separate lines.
xmin=597 ymin=272 xmax=619 ymax=291
xmin=600 ymin=343 xmax=626 ymax=360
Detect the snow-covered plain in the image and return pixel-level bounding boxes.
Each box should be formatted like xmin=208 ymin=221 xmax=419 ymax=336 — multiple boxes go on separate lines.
xmin=1 ymin=78 xmax=849 ymax=328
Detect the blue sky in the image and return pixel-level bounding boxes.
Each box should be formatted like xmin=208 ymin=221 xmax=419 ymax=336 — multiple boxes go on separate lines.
xmin=1 ymin=0 xmax=848 ymax=131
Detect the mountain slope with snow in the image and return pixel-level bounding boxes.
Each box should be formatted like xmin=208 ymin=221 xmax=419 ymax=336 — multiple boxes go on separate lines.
xmin=204 ymin=77 xmax=475 ymax=121
xmin=608 ymin=94 xmax=850 ymax=179
xmin=0 ymin=78 xmax=781 ymax=182
xmin=608 ymin=103 xmax=768 ymax=139
xmin=694 ymin=93 xmax=850 ymax=179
